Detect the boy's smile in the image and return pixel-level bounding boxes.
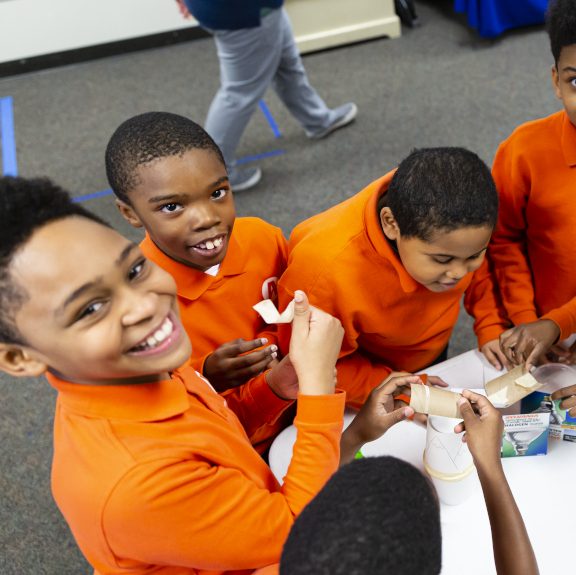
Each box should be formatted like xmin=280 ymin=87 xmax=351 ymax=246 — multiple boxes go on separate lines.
xmin=9 ymin=217 xmax=192 ymax=385
xmin=117 ymin=149 xmax=236 ymax=272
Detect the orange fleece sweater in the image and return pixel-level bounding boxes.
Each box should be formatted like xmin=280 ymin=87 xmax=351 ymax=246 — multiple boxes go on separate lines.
xmin=278 ymin=172 xmax=506 ymax=407
xmin=490 ymin=110 xmax=576 ymax=338
xmin=48 ymin=366 xmax=344 ymax=575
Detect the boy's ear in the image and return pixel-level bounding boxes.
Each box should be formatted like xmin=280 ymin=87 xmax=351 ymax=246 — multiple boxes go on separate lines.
xmin=551 ymin=65 xmax=562 ymax=100
xmin=379 ymin=207 xmax=400 ymax=241
xmin=0 ymin=344 xmax=47 ymax=378
xmin=116 ymin=199 xmax=143 ymax=229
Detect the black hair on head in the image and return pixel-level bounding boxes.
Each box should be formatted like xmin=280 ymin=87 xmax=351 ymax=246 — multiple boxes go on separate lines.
xmin=0 ymin=176 xmax=108 ymax=344
xmin=280 ymin=456 xmax=442 ymax=575
xmin=105 ymin=111 xmax=225 ymax=204
xmin=381 ymin=147 xmax=498 ymax=241
xmin=546 ymin=0 xmax=576 ymax=65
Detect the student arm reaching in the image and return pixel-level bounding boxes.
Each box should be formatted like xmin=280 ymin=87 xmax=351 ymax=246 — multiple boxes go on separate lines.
xmin=455 ymin=390 xmax=539 ymax=575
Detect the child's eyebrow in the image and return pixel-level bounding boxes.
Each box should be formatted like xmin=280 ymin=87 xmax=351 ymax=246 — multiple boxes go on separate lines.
xmin=56 ymin=243 xmax=138 ymax=316
xmin=147 ymin=176 xmax=230 ymax=204
xmin=428 ymin=246 xmax=488 ymax=258
xmin=561 ymin=66 xmax=576 ymax=73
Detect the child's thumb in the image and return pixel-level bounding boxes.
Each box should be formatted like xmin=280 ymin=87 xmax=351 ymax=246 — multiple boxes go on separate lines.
xmin=292 ymin=290 xmax=310 ymax=318
xmin=386 ymin=406 xmax=414 ymax=431
xmin=458 ymin=397 xmax=475 ymax=423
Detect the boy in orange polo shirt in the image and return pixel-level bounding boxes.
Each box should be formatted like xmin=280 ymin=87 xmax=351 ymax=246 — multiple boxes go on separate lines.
xmin=491 ymin=0 xmax=576 ymax=417
xmin=0 ymin=176 xmax=418 ymax=575
xmin=278 ymin=147 xmax=510 ymax=407
xmin=106 ymin=112 xmax=286 ymax=392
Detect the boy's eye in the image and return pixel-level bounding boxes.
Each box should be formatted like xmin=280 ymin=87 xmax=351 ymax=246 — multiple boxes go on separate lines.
xmin=570 ymin=78 xmax=576 ymax=88
xmin=160 ymin=203 xmax=183 ymax=213
xmin=432 ymin=257 xmax=452 ymax=264
xmin=77 ymin=301 xmax=104 ymax=321
xmin=211 ymin=188 xmax=228 ymax=200
xmin=128 ymin=259 xmax=146 ymax=281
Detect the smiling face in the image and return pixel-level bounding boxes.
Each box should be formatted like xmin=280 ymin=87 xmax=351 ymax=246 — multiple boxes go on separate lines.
xmin=380 ymin=207 xmax=492 ymax=293
xmin=117 ymin=149 xmax=236 ymax=272
xmin=552 ymin=44 xmax=576 ymax=127
xmin=6 ymin=217 xmax=191 ymax=385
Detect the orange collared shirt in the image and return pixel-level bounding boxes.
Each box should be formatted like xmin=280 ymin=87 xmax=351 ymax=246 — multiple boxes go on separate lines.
xmin=48 ymin=366 xmax=344 ymax=575
xmin=490 ymin=110 xmax=576 ymax=338
xmin=278 ymin=172 xmax=506 ymax=407
xmin=141 ymin=217 xmax=288 ymax=374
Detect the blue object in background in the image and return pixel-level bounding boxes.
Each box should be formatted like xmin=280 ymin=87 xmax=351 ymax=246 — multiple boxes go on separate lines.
xmin=454 ymin=0 xmax=548 ymax=38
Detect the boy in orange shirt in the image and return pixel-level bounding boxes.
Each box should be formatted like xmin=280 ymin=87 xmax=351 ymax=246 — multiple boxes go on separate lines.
xmin=492 ymin=0 xmax=576 ymax=416
xmin=0 ymin=176 xmax=417 ymax=575
xmin=278 ymin=147 xmax=510 ymax=407
xmin=106 ymin=112 xmax=286 ymax=392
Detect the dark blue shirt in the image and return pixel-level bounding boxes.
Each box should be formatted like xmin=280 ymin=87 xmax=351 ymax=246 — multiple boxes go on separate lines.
xmin=185 ymin=0 xmax=283 ymax=30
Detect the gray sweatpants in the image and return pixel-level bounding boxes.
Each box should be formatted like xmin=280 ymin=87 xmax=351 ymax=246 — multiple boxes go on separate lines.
xmin=204 ymin=8 xmax=335 ymax=166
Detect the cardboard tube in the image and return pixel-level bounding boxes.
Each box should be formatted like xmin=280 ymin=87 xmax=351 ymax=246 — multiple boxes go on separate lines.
xmin=410 ymin=384 xmax=462 ymax=419
xmin=485 ymin=364 xmax=542 ymax=408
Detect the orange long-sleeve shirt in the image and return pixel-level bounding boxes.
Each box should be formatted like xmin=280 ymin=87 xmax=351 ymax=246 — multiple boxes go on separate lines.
xmin=278 ymin=172 xmax=506 ymax=407
xmin=47 ymin=366 xmax=345 ymax=575
xmin=141 ymin=217 xmax=288 ymax=374
xmin=490 ymin=110 xmax=576 ymax=338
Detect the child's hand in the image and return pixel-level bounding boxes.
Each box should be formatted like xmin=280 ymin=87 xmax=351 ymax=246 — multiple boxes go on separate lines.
xmin=551 ymin=384 xmax=576 ymax=417
xmin=499 ymin=319 xmax=560 ymax=372
xmin=481 ymin=338 xmax=512 ymax=371
xmin=204 ymin=338 xmax=278 ymax=392
xmin=266 ymin=355 xmax=299 ymax=400
xmin=340 ymin=374 xmax=418 ymax=464
xmin=289 ymin=291 xmax=344 ymax=396
xmin=454 ymin=390 xmax=503 ymax=471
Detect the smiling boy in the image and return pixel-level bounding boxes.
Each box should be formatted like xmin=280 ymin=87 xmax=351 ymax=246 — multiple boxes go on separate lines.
xmin=106 ymin=112 xmax=288 ymax=394
xmin=278 ymin=147 xmax=510 ymax=407
xmin=0 ymin=176 xmax=349 ymax=574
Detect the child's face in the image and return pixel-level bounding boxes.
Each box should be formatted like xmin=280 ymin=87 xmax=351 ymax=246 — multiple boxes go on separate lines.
xmin=6 ymin=217 xmax=191 ymax=384
xmin=381 ymin=208 xmax=492 ymax=292
xmin=118 ymin=149 xmax=236 ymax=272
xmin=552 ymin=44 xmax=576 ymax=127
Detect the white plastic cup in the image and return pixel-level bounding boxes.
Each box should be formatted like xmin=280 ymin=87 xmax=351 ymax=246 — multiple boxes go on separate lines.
xmin=423 ymin=416 xmax=477 ymax=506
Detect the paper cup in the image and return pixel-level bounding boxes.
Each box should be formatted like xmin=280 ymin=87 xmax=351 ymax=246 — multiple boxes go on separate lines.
xmin=423 ymin=416 xmax=476 ymax=506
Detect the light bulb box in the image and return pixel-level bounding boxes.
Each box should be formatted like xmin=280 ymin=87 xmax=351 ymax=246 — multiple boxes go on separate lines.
xmin=501 ymin=412 xmax=550 ymax=458
xmin=521 ymin=391 xmax=576 ymax=443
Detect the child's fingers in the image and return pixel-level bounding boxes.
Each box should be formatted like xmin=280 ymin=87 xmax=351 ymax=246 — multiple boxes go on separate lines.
xmin=226 ymin=338 xmax=270 ymax=356
xmin=231 ymin=346 xmax=278 ymax=368
xmin=427 ymin=375 xmax=448 ymax=388
xmin=227 ymin=355 xmax=276 ymax=380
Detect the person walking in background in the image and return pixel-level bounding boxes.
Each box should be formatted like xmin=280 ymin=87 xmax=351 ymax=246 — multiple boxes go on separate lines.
xmin=176 ymin=0 xmax=358 ymax=191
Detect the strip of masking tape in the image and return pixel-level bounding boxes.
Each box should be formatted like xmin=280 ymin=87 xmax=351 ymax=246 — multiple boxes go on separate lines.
xmin=485 ymin=364 xmax=542 ymax=408
xmin=253 ymin=299 xmax=295 ymax=324
xmin=423 ymin=458 xmax=475 ymax=482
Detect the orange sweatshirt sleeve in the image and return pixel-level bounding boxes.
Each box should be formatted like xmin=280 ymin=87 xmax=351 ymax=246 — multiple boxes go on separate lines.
xmin=541 ymin=297 xmax=576 ymax=339
xmin=464 ymin=258 xmax=510 ymax=348
xmin=490 ymin=139 xmax=539 ymax=326
xmin=101 ymin=393 xmax=345 ymax=571
xmin=222 ymin=371 xmax=294 ymax=448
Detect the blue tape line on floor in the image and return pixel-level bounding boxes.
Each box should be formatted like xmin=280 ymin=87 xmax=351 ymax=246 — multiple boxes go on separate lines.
xmin=258 ymin=100 xmax=282 ymax=139
xmin=73 ymin=188 xmax=113 ymax=203
xmin=0 ymin=96 xmax=18 ymax=176
xmin=236 ymin=149 xmax=286 ymax=165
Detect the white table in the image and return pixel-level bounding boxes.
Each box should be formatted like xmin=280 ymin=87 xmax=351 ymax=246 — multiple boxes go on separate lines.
xmin=269 ymin=350 xmax=575 ymax=575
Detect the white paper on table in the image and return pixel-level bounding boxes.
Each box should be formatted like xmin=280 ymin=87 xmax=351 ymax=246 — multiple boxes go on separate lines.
xmin=253 ymin=299 xmax=295 ymax=324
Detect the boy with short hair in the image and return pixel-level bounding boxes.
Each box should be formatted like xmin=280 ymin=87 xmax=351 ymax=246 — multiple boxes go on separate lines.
xmin=278 ymin=147 xmax=510 ymax=407
xmin=105 ymin=111 xmax=286 ymax=393
xmin=491 ymin=0 xmax=576 ymax=416
xmin=280 ymin=391 xmax=539 ymax=575
xmin=0 ymin=176 xmax=416 ymax=574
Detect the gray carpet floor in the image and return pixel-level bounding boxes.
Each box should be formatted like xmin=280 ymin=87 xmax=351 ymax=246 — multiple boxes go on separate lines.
xmin=0 ymin=1 xmax=557 ymax=572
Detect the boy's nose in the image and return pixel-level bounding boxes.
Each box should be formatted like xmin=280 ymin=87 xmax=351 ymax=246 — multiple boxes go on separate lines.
xmin=122 ymin=290 xmax=159 ymax=326
xmin=188 ymin=204 xmax=221 ymax=231
xmin=446 ymin=261 xmax=467 ymax=280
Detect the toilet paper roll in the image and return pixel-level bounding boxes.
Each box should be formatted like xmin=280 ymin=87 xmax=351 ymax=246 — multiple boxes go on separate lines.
xmin=409 ymin=384 xmax=463 ymax=419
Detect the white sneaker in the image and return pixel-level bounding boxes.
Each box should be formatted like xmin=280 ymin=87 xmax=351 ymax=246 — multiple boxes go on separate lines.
xmin=307 ymin=103 xmax=358 ymax=140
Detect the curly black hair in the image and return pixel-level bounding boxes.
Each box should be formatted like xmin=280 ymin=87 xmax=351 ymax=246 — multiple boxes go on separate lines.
xmin=547 ymin=0 xmax=576 ymax=65
xmin=105 ymin=112 xmax=225 ymax=204
xmin=0 ymin=176 xmax=107 ymax=344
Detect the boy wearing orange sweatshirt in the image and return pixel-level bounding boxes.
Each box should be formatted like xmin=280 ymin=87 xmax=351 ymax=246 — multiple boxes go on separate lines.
xmin=278 ymin=147 xmax=509 ymax=407
xmin=492 ymin=0 xmax=576 ymax=416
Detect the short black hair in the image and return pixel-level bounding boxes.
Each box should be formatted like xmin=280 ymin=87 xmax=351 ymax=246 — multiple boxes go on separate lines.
xmin=380 ymin=147 xmax=498 ymax=241
xmin=0 ymin=177 xmax=107 ymax=344
xmin=280 ymin=457 xmax=442 ymax=575
xmin=547 ymin=0 xmax=576 ymax=65
xmin=105 ymin=111 xmax=225 ymax=203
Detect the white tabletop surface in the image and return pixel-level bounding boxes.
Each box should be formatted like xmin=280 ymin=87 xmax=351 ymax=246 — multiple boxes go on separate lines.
xmin=268 ymin=350 xmax=575 ymax=575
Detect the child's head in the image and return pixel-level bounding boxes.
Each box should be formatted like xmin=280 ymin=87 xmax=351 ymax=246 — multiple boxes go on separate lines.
xmin=105 ymin=112 xmax=235 ymax=272
xmin=280 ymin=456 xmax=442 ymax=575
xmin=0 ymin=176 xmax=191 ymax=384
xmin=378 ymin=147 xmax=497 ymax=292
xmin=547 ymin=0 xmax=576 ymax=126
